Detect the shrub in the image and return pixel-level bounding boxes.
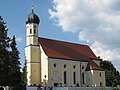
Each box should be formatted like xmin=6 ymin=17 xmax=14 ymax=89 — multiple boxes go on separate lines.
xmin=111 ymin=87 xmax=120 ymax=90
xmin=12 ymin=83 xmax=26 ymax=90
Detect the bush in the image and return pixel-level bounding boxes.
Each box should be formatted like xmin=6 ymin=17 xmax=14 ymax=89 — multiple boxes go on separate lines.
xmin=112 ymin=87 xmax=120 ymax=90
xmin=12 ymin=83 xmax=26 ymax=90
xmin=0 ymin=87 xmax=4 ymax=90
xmin=100 ymin=87 xmax=105 ymax=90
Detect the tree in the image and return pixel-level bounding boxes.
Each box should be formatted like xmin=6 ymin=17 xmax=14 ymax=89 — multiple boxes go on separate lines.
xmin=0 ymin=16 xmax=22 ymax=87
xmin=116 ymin=71 xmax=120 ymax=86
xmin=22 ymin=61 xmax=27 ymax=84
xmin=100 ymin=60 xmax=120 ymax=87
xmin=10 ymin=36 xmax=21 ymax=86
xmin=0 ymin=16 xmax=11 ymax=86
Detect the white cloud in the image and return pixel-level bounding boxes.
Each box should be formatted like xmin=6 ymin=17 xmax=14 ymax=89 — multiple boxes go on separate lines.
xmin=91 ymin=42 xmax=120 ymax=61
xmin=16 ymin=37 xmax=22 ymax=43
xmin=49 ymin=0 xmax=120 ymax=71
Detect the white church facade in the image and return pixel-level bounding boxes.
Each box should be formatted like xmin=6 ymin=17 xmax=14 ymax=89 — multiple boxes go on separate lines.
xmin=25 ymin=9 xmax=105 ymax=87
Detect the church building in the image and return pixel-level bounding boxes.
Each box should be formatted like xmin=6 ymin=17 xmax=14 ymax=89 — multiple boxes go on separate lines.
xmin=25 ymin=8 xmax=105 ymax=87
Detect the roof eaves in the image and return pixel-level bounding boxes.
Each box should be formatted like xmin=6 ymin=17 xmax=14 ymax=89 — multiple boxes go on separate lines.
xmin=48 ymin=57 xmax=89 ymax=62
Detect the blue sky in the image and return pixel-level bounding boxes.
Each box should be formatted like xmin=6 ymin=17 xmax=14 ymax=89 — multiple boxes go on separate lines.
xmin=0 ymin=0 xmax=120 ymax=71
xmin=0 ymin=0 xmax=80 ymax=68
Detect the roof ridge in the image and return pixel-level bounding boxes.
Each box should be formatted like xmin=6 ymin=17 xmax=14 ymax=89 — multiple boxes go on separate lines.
xmin=38 ymin=37 xmax=98 ymax=61
xmin=39 ymin=37 xmax=89 ymax=47
xmin=39 ymin=37 xmax=90 ymax=61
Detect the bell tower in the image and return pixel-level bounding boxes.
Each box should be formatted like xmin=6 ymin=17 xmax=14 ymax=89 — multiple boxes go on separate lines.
xmin=26 ymin=6 xmax=39 ymax=46
xmin=25 ymin=7 xmax=41 ymax=85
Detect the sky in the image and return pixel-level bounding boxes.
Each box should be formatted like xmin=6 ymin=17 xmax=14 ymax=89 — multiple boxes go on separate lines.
xmin=0 ymin=0 xmax=120 ymax=71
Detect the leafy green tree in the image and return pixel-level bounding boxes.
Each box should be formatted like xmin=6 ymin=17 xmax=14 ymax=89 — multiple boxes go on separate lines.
xmin=100 ymin=60 xmax=120 ymax=87
xmin=10 ymin=36 xmax=21 ymax=86
xmin=0 ymin=16 xmax=11 ymax=86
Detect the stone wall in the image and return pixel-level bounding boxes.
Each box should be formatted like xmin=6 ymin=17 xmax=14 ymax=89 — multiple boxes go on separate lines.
xmin=53 ymin=87 xmax=120 ymax=90
xmin=26 ymin=86 xmax=120 ymax=90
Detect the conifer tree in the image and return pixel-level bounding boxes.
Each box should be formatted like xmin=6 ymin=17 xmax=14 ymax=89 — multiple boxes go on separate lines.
xmin=0 ymin=16 xmax=11 ymax=86
xmin=10 ymin=36 xmax=21 ymax=86
xmin=0 ymin=16 xmax=22 ymax=86
xmin=22 ymin=62 xmax=27 ymax=84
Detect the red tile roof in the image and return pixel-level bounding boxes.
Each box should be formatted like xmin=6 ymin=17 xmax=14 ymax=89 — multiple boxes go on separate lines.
xmin=85 ymin=61 xmax=104 ymax=71
xmin=38 ymin=37 xmax=98 ymax=62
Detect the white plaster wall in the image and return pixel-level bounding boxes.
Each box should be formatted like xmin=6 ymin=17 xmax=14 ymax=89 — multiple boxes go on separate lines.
xmin=25 ymin=46 xmax=31 ymax=85
xmin=86 ymin=70 xmax=105 ymax=87
xmin=26 ymin=23 xmax=39 ymax=46
xmin=92 ymin=70 xmax=105 ymax=87
xmin=86 ymin=71 xmax=94 ymax=87
xmin=25 ymin=45 xmax=41 ymax=85
xmin=25 ymin=46 xmax=31 ymax=63
xmin=40 ymin=45 xmax=48 ymax=84
xmin=27 ymin=37 xmax=38 ymax=46
xmin=48 ymin=58 xmax=82 ymax=87
xmin=25 ymin=46 xmax=41 ymax=63
xmin=26 ymin=23 xmax=38 ymax=37
xmin=26 ymin=63 xmax=31 ymax=85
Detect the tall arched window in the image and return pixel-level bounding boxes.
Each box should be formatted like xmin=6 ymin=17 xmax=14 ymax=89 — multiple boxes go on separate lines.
xmin=73 ymin=72 xmax=76 ymax=84
xmin=82 ymin=73 xmax=85 ymax=84
xmin=64 ymin=71 xmax=67 ymax=84
xmin=34 ymin=29 xmax=36 ymax=34
xmin=100 ymin=82 xmax=102 ymax=86
xmin=30 ymin=29 xmax=32 ymax=34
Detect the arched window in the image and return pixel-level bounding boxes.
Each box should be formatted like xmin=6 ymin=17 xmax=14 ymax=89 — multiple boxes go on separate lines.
xmin=82 ymin=73 xmax=85 ymax=84
xmin=100 ymin=72 xmax=102 ymax=77
xmin=30 ymin=29 xmax=32 ymax=34
xmin=73 ymin=72 xmax=76 ymax=84
xmin=100 ymin=82 xmax=102 ymax=86
xmin=34 ymin=29 xmax=36 ymax=34
xmin=64 ymin=71 xmax=67 ymax=84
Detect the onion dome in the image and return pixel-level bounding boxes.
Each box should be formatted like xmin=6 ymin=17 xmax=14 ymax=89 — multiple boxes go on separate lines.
xmin=26 ymin=9 xmax=40 ymax=24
